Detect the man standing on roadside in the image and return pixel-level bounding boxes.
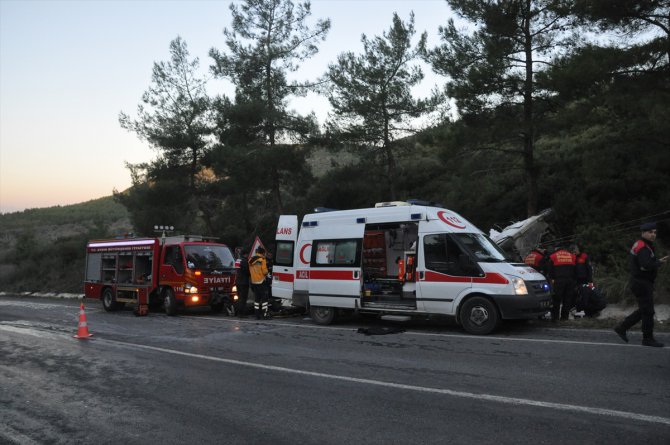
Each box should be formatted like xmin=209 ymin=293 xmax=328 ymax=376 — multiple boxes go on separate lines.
xmin=525 ymin=246 xmax=549 ymax=276
xmin=547 ymin=246 xmax=577 ymax=321
xmin=249 ymin=247 xmax=270 ymax=320
xmin=614 ymin=222 xmax=668 ymax=347
xmin=235 ymin=248 xmax=250 ymax=317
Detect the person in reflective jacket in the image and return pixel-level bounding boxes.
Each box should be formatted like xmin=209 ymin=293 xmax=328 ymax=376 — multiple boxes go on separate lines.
xmin=546 ymin=246 xmax=577 ymax=321
xmin=249 ymin=247 xmax=270 ymax=320
xmin=614 ymin=222 xmax=668 ymax=347
xmin=524 ymin=246 xmax=549 ymax=276
xmin=571 ymin=244 xmax=593 ymax=285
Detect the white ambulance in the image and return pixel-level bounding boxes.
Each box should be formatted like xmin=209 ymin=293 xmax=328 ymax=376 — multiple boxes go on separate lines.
xmin=272 ymin=201 xmax=551 ymax=335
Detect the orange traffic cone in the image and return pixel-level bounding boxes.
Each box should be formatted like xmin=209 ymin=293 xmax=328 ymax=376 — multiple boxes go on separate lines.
xmin=74 ymin=301 xmax=93 ymax=339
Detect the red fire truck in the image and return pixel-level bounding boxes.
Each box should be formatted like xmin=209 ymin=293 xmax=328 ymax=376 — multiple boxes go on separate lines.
xmin=84 ymin=235 xmax=238 ymax=316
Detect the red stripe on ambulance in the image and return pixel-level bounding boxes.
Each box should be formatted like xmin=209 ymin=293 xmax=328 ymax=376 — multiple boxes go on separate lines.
xmin=424 ymin=271 xmax=508 ymax=284
xmin=309 ymin=270 xmax=359 ymax=280
xmin=273 ymin=272 xmax=294 ymax=283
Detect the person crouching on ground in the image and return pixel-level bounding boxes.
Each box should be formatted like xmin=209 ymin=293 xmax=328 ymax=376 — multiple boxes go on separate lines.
xmin=614 ymin=222 xmax=668 ymax=347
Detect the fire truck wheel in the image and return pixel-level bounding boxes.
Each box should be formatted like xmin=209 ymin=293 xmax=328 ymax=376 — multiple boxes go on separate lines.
xmin=460 ymin=296 xmax=499 ymax=335
xmin=164 ymin=288 xmax=177 ymax=316
xmin=309 ymin=306 xmax=337 ymax=325
xmin=102 ymin=288 xmax=119 ymax=312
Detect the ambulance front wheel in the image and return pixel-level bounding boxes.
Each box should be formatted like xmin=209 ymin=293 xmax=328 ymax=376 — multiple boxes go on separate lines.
xmin=164 ymin=288 xmax=178 ymax=316
xmin=309 ymin=306 xmax=337 ymax=325
xmin=460 ymin=296 xmax=499 ymax=335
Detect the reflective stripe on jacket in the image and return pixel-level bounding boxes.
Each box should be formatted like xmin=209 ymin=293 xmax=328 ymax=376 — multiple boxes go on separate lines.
xmin=249 ymin=254 xmax=268 ymax=284
xmin=547 ymin=249 xmax=576 ymax=281
xmin=629 ymin=239 xmax=659 ymax=283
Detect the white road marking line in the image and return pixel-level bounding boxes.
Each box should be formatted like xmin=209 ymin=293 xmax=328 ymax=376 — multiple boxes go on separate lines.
xmin=98 ymin=337 xmax=670 ymax=427
xmin=2 ymin=323 xmax=669 ymax=426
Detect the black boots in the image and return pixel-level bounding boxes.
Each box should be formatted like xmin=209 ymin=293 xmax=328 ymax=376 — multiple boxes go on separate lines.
xmin=642 ymin=338 xmax=664 ymax=347
xmin=615 ymin=325 xmax=665 ymax=347
xmin=613 ymin=325 xmax=629 ymax=343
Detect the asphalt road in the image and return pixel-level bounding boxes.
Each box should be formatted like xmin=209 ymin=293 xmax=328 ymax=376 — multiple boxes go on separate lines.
xmin=1 ymin=296 xmax=669 ymax=445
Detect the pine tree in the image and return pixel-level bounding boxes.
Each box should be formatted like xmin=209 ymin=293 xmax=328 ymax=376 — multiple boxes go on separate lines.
xmin=427 ymin=0 xmax=575 ymax=216
xmin=325 ymin=12 xmax=441 ymax=200
xmin=119 ymin=37 xmax=211 ymax=191
xmin=209 ymin=0 xmax=330 ymax=213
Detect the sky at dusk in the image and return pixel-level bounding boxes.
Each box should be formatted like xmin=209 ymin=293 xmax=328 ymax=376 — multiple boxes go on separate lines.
xmin=0 ymin=0 xmax=453 ymax=213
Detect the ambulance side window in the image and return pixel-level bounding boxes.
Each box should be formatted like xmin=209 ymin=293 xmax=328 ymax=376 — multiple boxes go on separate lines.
xmin=275 ymin=241 xmax=294 ymax=267
xmin=423 ymin=234 xmax=471 ymax=277
xmin=312 ymin=239 xmax=361 ymax=267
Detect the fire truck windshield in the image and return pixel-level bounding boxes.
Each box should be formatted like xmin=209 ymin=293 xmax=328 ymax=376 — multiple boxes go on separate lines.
xmin=184 ymin=245 xmax=235 ymax=271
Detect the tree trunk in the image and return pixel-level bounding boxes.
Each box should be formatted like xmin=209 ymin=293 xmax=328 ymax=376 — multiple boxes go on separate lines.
xmin=523 ymin=0 xmax=538 ymax=217
xmin=272 ymin=165 xmax=283 ymax=214
xmin=383 ymin=110 xmax=396 ymax=201
xmin=190 ymin=146 xmax=198 ymax=191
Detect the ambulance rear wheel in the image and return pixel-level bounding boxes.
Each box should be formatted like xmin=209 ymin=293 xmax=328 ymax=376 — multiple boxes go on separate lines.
xmin=164 ymin=288 xmax=177 ymax=316
xmin=309 ymin=306 xmax=336 ymax=325
xmin=460 ymin=296 xmax=499 ymax=335
xmin=102 ymin=288 xmax=119 ymax=312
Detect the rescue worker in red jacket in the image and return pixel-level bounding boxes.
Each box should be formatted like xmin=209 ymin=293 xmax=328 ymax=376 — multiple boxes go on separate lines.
xmin=571 ymin=243 xmax=593 ymax=285
xmin=546 ymin=246 xmax=577 ymax=321
xmin=249 ymin=247 xmax=270 ymax=320
xmin=614 ymin=222 xmax=668 ymax=347
xmin=524 ymin=246 xmax=548 ymax=276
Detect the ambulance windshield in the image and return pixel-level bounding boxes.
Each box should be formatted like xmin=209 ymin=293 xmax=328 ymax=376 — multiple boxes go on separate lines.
xmin=453 ymin=233 xmax=509 ymax=262
xmin=184 ymin=245 xmax=235 ymax=271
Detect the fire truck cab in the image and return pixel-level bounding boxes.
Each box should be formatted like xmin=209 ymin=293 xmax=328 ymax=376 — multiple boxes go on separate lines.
xmin=84 ymin=235 xmax=237 ymax=316
xmin=272 ymin=202 xmax=551 ymax=334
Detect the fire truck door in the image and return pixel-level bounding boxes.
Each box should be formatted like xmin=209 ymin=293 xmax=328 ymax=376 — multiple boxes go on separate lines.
xmin=160 ymin=245 xmax=185 ymax=283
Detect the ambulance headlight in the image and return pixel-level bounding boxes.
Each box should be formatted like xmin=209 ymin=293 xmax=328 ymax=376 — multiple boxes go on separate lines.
xmin=512 ymin=278 xmax=528 ymax=295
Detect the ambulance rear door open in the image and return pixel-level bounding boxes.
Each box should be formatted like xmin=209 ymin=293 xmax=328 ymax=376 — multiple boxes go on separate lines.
xmin=306 ymin=217 xmax=365 ymax=310
xmin=273 ymin=215 xmax=298 ymax=301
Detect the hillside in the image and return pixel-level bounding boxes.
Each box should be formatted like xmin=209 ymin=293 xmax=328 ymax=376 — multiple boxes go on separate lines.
xmin=0 ymin=196 xmax=132 ymax=293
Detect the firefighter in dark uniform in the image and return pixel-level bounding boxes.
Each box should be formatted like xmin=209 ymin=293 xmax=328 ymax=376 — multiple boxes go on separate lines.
xmin=614 ymin=222 xmax=668 ymax=347
xmin=235 ymin=248 xmax=250 ymax=317
xmin=249 ymin=247 xmax=270 ymax=320
xmin=571 ymin=243 xmax=594 ymax=317
xmin=547 ymin=246 xmax=577 ymax=321
xmin=524 ymin=246 xmax=549 ymax=276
